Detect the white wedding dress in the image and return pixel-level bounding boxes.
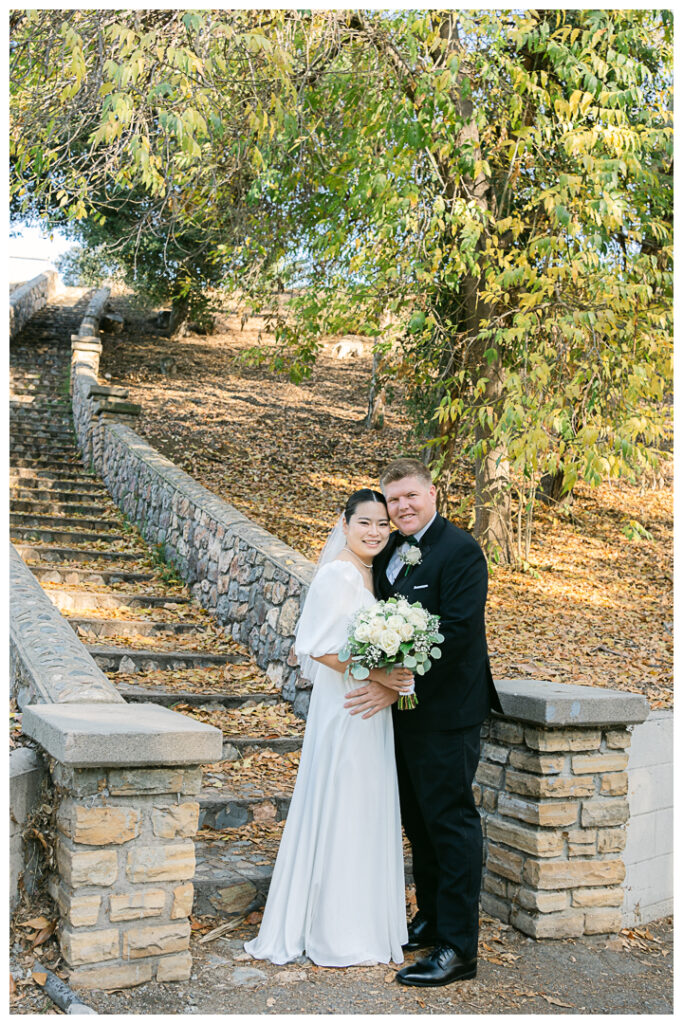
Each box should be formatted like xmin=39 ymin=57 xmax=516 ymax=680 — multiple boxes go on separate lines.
xmin=244 ymin=559 xmax=407 ymax=967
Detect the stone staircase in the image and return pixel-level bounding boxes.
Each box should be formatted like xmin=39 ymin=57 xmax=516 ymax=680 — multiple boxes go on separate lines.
xmin=10 ymin=294 xmax=305 ymax=921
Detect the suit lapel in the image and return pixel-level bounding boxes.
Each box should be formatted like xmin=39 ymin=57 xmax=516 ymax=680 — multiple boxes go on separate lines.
xmin=389 ymin=515 xmax=446 ymax=595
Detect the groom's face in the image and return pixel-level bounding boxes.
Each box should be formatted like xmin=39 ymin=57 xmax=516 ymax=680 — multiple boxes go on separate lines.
xmin=383 ymin=475 xmax=437 ymax=536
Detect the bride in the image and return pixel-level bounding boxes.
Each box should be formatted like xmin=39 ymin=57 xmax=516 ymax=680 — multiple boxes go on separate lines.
xmin=244 ymin=488 xmax=413 ymax=967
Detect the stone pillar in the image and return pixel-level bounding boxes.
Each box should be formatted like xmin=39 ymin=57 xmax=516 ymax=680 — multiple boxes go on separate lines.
xmin=478 ymin=679 xmax=649 ymax=939
xmin=21 ymin=703 xmax=222 ymax=990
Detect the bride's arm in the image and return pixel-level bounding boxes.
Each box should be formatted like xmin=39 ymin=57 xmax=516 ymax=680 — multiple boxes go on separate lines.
xmin=311 ymin=656 xmax=414 ymax=693
xmin=311 ymin=653 xmax=352 ymax=673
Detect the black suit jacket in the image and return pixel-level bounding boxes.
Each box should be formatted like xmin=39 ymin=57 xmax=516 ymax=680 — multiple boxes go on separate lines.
xmin=373 ymin=514 xmax=503 ymax=732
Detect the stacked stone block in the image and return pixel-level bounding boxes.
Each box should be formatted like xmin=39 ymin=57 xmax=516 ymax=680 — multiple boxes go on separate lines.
xmin=476 ymin=711 xmax=636 ymax=939
xmin=48 ymin=763 xmax=201 ymax=989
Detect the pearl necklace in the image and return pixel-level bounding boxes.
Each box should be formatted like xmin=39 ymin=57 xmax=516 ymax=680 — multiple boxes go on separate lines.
xmin=345 ymin=546 xmax=373 ymax=569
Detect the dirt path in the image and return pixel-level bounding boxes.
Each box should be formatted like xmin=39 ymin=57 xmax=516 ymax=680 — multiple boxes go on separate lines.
xmin=11 ymin=913 xmax=672 ymax=1015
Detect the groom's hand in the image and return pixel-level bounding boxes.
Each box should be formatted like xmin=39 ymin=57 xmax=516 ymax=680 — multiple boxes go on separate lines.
xmin=344 ymin=681 xmax=398 ymax=719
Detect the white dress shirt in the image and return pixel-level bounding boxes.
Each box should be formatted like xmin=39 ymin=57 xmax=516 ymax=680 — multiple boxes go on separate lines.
xmin=386 ymin=513 xmax=437 ymax=585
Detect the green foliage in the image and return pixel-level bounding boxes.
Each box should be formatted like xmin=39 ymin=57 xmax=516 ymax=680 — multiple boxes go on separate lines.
xmin=10 ymin=10 xmax=672 ymax=557
xmin=150 ymin=542 xmax=184 ymax=584
xmin=235 ymin=10 xmax=672 ymax=557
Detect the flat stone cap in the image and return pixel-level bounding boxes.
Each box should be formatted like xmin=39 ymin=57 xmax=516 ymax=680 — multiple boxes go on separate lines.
xmin=22 ymin=703 xmax=223 ymax=768
xmin=495 ymin=678 xmax=650 ymax=727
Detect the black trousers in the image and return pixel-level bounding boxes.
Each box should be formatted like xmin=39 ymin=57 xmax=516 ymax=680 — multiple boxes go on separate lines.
xmin=395 ymin=723 xmax=483 ymax=961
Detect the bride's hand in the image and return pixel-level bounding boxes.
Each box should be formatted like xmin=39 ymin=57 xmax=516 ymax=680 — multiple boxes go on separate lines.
xmin=370 ymin=665 xmax=415 ymax=693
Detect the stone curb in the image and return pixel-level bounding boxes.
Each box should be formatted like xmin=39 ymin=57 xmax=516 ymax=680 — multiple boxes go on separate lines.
xmin=10 ymin=542 xmax=124 ymax=708
xmin=496 ymin=679 xmax=650 ymax=727
xmin=21 ymin=702 xmax=223 ymax=767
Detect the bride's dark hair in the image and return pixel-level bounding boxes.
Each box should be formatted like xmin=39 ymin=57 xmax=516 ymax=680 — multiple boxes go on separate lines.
xmin=343 ymin=488 xmax=388 ymax=523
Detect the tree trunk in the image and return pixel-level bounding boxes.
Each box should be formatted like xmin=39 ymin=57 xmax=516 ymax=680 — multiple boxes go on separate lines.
xmin=474 ymin=422 xmax=513 ymax=561
xmin=167 ymin=294 xmax=190 ymax=338
xmin=365 ymin=350 xmax=385 ymax=430
xmin=537 ymin=468 xmax=572 ymax=506
xmin=444 ymin=14 xmax=513 ymax=561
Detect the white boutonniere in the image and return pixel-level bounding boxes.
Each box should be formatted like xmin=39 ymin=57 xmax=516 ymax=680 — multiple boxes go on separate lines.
xmin=399 ymin=545 xmax=422 ymax=575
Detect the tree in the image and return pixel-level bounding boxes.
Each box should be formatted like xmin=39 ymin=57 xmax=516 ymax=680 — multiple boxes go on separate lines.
xmin=234 ymin=9 xmax=672 ymax=561
xmin=11 ymin=10 xmax=672 ymax=560
xmin=10 ymin=9 xmax=295 ymax=332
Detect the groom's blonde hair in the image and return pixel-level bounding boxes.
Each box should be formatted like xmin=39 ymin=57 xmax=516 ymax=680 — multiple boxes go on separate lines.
xmin=379 ymin=458 xmax=433 ymax=492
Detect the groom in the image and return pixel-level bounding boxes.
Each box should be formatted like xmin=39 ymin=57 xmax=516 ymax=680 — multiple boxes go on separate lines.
xmin=345 ymin=457 xmax=502 ymax=987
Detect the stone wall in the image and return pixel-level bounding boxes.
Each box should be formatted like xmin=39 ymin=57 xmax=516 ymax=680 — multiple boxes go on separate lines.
xmin=11 ymin=537 xmax=222 ymax=987
xmin=481 ymin=679 xmax=650 ymax=938
xmin=71 ymin=300 xmax=315 ymax=715
xmin=22 ymin=703 xmax=221 ymax=990
xmin=10 ymin=270 xmax=59 ymax=339
xmin=623 ymin=709 xmax=673 ymax=925
xmin=10 ymin=543 xmax=124 ymax=708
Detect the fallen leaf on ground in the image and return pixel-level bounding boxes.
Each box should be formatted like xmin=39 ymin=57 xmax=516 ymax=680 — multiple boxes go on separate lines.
xmin=19 ymin=917 xmax=52 ymax=930
xmin=541 ymin=994 xmax=575 ymax=1007
xmin=31 ymin=971 xmax=47 ymax=986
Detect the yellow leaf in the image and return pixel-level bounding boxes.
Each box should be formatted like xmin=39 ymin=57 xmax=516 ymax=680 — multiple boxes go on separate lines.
xmin=32 ymin=971 xmax=48 ymax=986
xmin=19 ymin=916 xmax=51 ymax=930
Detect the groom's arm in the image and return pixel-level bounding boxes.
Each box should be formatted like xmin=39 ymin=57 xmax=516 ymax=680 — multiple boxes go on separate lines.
xmin=344 ymin=680 xmax=398 ymax=719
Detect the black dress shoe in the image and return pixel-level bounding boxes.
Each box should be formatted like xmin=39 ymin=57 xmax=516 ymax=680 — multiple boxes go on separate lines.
xmin=402 ymin=911 xmax=439 ymax=952
xmin=396 ymin=943 xmax=477 ymax=987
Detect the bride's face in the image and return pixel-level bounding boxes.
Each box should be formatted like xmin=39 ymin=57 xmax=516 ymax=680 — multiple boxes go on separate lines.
xmin=342 ymin=501 xmax=391 ymax=562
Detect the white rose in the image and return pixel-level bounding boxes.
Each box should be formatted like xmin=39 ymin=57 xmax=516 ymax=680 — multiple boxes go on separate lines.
xmin=379 ymin=628 xmax=401 ymax=657
xmin=408 ymin=608 xmax=429 ymax=629
xmin=354 ymin=621 xmax=372 ymax=642
xmin=368 ymin=621 xmax=386 ymax=646
xmin=386 ymin=614 xmax=405 ymax=630
xmin=398 ymin=622 xmax=414 ymax=641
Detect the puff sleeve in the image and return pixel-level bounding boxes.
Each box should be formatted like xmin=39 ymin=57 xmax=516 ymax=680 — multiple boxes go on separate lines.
xmin=294 ymin=561 xmax=364 ymax=661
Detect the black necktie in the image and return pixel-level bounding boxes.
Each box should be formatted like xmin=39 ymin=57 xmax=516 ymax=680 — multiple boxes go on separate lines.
xmin=401 ymin=534 xmax=420 ymax=548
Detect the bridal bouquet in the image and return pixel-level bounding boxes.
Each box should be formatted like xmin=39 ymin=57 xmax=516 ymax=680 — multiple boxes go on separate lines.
xmin=339 ymin=597 xmax=444 ymax=710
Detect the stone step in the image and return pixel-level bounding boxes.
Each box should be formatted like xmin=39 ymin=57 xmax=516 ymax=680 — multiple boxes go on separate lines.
xmin=11 ymin=457 xmax=86 ymax=472
xmin=192 ymin=848 xmax=414 ymax=919
xmin=222 ymin=736 xmax=304 ymax=756
xmin=47 ymin=588 xmax=189 ymax=613
xmin=9 ymin=423 xmax=75 ymax=439
xmin=87 ymin=645 xmax=249 ymax=672
xmin=192 ymin=827 xmax=414 ymax=918
xmin=9 ymin=474 xmax=106 ymax=492
xmin=197 ymin=790 xmax=291 ymax=831
xmin=13 ymin=544 xmax=143 ymax=565
xmin=10 ymin=526 xmax=127 ymax=545
xmin=10 ymin=386 xmax=61 ymax=397
xmin=10 ymin=511 xmax=121 ymax=532
xmin=179 ymin=841 xmax=273 ymax=918
xmin=10 ymin=416 xmax=74 ymax=429
xmin=118 ymin=685 xmax=280 ymax=709
xmin=10 ymin=499 xmax=113 ymax=517
xmin=29 ymin=565 xmax=156 ymax=586
xmin=9 ymin=401 xmax=71 ymax=413
xmin=11 ymin=486 xmax=108 ymax=503
xmin=11 ymin=441 xmax=77 ymax=454
xmin=68 ymin=616 xmax=198 ymax=639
